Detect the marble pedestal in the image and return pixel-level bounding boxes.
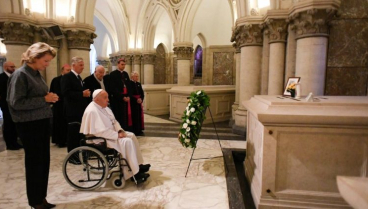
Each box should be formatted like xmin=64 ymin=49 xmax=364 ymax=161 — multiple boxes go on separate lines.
xmin=243 ymin=95 xmax=368 ymax=209
xmin=167 ymin=85 xmax=235 ymax=124
xmin=143 ymin=84 xmax=177 ymax=115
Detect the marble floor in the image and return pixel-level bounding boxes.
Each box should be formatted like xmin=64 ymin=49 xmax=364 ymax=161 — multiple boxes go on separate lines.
xmin=0 ymin=114 xmax=246 ymax=209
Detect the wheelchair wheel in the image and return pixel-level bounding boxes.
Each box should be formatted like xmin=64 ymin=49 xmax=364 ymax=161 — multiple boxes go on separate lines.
xmin=112 ymin=175 xmax=126 ymax=189
xmin=63 ymin=146 xmax=109 ymax=190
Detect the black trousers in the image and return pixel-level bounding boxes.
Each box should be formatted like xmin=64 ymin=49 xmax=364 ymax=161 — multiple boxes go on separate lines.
xmin=16 ymin=118 xmax=50 ymax=206
xmin=66 ymin=116 xmax=83 ymax=153
xmin=2 ymin=108 xmax=18 ymax=147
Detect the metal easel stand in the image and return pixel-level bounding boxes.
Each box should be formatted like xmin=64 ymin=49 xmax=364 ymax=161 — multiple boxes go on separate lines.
xmin=184 ymin=106 xmax=227 ymax=177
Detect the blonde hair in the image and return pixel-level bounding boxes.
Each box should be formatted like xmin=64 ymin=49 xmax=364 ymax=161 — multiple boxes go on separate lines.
xmin=21 ymin=42 xmax=56 ymax=65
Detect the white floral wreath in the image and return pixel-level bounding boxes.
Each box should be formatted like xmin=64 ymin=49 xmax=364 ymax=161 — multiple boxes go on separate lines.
xmin=178 ymin=90 xmax=210 ymax=148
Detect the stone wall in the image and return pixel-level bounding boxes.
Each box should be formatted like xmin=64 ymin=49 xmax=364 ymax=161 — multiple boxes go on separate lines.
xmin=326 ymin=0 xmax=368 ymax=95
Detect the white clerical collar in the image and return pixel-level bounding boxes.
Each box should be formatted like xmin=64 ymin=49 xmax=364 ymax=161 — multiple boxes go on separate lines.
xmin=94 ymin=74 xmax=102 ymax=82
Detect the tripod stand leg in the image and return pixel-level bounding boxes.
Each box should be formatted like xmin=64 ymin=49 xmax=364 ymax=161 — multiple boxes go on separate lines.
xmin=185 ymin=147 xmax=196 ymax=177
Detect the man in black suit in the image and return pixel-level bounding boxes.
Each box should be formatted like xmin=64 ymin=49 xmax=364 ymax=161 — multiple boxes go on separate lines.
xmin=83 ymin=65 xmax=105 ymax=102
xmin=61 ymin=57 xmax=90 ymax=152
xmin=107 ymin=58 xmax=133 ymax=131
xmin=50 ymin=64 xmax=71 ymax=147
xmin=0 ymin=61 xmax=22 ymax=150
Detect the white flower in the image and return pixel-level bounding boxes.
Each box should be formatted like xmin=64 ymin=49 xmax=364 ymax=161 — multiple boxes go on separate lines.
xmin=185 ymin=138 xmax=190 ymax=143
xmin=197 ymin=90 xmax=202 ymax=95
xmin=186 ymin=119 xmax=190 ymax=123
xmin=187 ymin=132 xmax=190 ymax=137
xmin=186 ymin=127 xmax=190 ymax=132
xmin=183 ymin=123 xmax=188 ymax=128
xmin=191 ymin=121 xmax=197 ymax=125
xmin=187 ymin=103 xmax=191 ymax=107
xmin=186 ymin=111 xmax=190 ymax=116
xmin=182 ymin=134 xmax=186 ymax=138
xmin=190 ymin=107 xmax=195 ymax=112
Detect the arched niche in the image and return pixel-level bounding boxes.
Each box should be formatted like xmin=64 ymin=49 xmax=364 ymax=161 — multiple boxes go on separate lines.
xmin=154 ymin=43 xmax=167 ymax=84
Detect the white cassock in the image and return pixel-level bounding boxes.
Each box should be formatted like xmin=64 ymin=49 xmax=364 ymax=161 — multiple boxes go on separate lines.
xmin=80 ymin=102 xmax=144 ymax=180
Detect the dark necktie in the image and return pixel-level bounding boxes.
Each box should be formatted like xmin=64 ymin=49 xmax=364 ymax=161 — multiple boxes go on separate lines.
xmin=77 ymin=75 xmax=83 ymax=86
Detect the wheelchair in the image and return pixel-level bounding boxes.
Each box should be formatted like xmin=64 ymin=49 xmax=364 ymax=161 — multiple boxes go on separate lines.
xmin=62 ymin=122 xmax=137 ymax=191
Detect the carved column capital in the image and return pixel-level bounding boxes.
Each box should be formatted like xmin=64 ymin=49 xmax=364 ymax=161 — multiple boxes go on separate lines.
xmin=96 ymin=58 xmax=110 ymax=68
xmin=0 ymin=22 xmax=34 ymax=45
xmin=231 ymin=24 xmax=263 ymax=47
xmin=264 ymin=19 xmax=288 ymax=43
xmin=173 ymin=46 xmax=193 ymax=60
xmin=289 ymin=8 xmax=338 ymax=39
xmin=124 ymin=54 xmax=133 ymax=65
xmin=132 ymin=54 xmax=142 ymax=65
xmin=65 ymin=30 xmax=97 ymax=50
xmin=34 ymin=26 xmax=60 ymax=48
xmin=109 ymin=56 xmax=118 ymax=66
xmin=143 ymin=53 xmax=156 ymax=64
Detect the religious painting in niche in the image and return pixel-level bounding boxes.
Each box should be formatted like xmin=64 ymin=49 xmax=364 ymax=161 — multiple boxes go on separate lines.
xmin=283 ymin=77 xmax=300 ymax=96
xmin=194 ymin=45 xmax=203 ymax=77
xmin=154 ymin=43 xmax=166 ymax=84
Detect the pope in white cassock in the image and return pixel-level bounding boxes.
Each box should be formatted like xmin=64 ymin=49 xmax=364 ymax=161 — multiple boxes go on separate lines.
xmin=80 ymin=89 xmax=150 ymax=183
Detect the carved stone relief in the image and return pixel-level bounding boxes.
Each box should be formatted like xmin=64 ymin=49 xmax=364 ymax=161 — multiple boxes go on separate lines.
xmin=65 ymin=30 xmax=97 ymax=50
xmin=154 ymin=44 xmax=166 ymax=84
xmin=213 ymin=52 xmax=234 ymax=85
xmin=264 ymin=19 xmax=288 ymax=43
xmin=133 ymin=54 xmax=142 ymax=65
xmin=125 ymin=54 xmax=133 ymax=65
xmin=143 ymin=54 xmax=156 ymax=65
xmin=173 ymin=46 xmax=193 ymax=60
xmin=290 ymin=8 xmax=338 ymax=39
xmin=231 ymin=24 xmax=263 ymax=47
xmin=0 ymin=22 xmax=34 ymax=45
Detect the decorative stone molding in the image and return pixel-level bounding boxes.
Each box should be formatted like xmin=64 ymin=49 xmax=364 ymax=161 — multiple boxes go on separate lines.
xmin=34 ymin=26 xmax=60 ymax=48
xmin=264 ymin=19 xmax=288 ymax=43
xmin=97 ymin=58 xmax=110 ymax=68
xmin=289 ymin=8 xmax=338 ymax=39
xmin=65 ymin=30 xmax=97 ymax=50
xmin=124 ymin=54 xmax=133 ymax=65
xmin=173 ymin=46 xmax=193 ymax=60
xmin=0 ymin=22 xmax=34 ymax=45
xmin=132 ymin=54 xmax=142 ymax=65
xmin=231 ymin=24 xmax=263 ymax=47
xmin=143 ymin=53 xmax=156 ymax=65
xmin=250 ymin=8 xmax=260 ymax=16
xmin=109 ymin=56 xmax=118 ymax=66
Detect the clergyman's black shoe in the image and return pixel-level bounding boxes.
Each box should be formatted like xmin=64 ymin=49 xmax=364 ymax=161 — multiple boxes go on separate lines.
xmin=139 ymin=164 xmax=151 ymax=173
xmin=6 ymin=145 xmax=21 ymax=150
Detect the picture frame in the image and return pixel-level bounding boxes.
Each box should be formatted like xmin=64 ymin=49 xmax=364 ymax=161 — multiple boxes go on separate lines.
xmin=283 ymin=77 xmax=301 ymax=96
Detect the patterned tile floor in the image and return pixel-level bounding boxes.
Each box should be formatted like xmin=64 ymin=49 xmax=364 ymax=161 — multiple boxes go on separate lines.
xmin=0 ymin=114 xmax=246 ymax=209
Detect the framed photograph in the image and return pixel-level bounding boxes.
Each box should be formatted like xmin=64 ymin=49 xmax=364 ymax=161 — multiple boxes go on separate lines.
xmin=283 ymin=77 xmax=301 ymax=96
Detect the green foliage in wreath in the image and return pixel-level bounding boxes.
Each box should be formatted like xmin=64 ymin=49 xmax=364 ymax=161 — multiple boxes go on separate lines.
xmin=178 ymin=90 xmax=210 ymax=148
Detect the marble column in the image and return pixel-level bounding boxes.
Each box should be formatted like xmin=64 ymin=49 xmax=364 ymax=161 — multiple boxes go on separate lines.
xmin=173 ymin=42 xmax=193 ymax=85
xmin=0 ymin=22 xmax=33 ymax=66
xmin=230 ymin=47 xmax=241 ymax=127
xmin=58 ymin=37 xmax=70 ymax=73
xmin=66 ymin=30 xmax=97 ymax=79
xmin=143 ymin=51 xmax=155 ymax=84
xmin=284 ymin=24 xmax=297 ymax=85
xmin=124 ymin=54 xmax=133 ymax=77
xmin=291 ymin=8 xmax=338 ymax=96
xmin=230 ymin=23 xmax=263 ymax=135
xmin=266 ymin=19 xmax=288 ymax=95
xmin=132 ymin=53 xmax=142 ymax=83
xmin=38 ymin=27 xmax=61 ymax=87
xmin=260 ymin=29 xmax=270 ymax=95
